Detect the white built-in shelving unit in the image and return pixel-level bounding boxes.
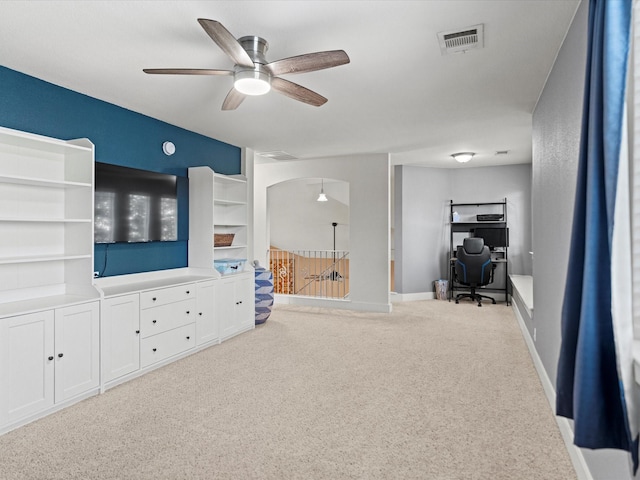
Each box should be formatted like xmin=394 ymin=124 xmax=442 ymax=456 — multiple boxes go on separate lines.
xmin=0 ymin=126 xmax=101 ymax=434
xmin=188 ymin=166 xmax=254 ymax=341
xmin=0 ymin=126 xmax=99 ymax=315
xmin=188 ymin=166 xmax=250 ymax=265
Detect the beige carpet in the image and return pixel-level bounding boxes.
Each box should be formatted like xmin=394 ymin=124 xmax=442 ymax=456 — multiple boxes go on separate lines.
xmin=0 ymin=300 xmax=576 ymax=480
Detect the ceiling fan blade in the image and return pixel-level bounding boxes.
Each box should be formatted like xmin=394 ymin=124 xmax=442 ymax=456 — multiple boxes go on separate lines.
xmin=271 ymin=77 xmax=327 ymax=107
xmin=143 ymin=68 xmax=233 ymax=76
xmin=222 ymin=88 xmax=246 ymax=110
xmin=197 ymin=19 xmax=254 ymax=68
xmin=266 ymin=50 xmax=350 ymax=76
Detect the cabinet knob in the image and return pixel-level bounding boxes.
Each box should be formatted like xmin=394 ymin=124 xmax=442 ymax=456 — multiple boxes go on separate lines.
xmin=152 ymin=320 xmax=157 ymax=324
xmin=186 ymin=311 xmax=190 ymax=315
xmin=58 ymin=353 xmax=64 ymax=358
xmin=48 ymin=356 xmax=54 ymax=361
xmin=152 ymin=348 xmax=157 ymax=352
xmin=186 ymin=336 xmax=190 ymax=340
xmin=135 ymin=330 xmax=140 ymax=334
xmin=186 ymin=290 xmax=190 ymax=295
xmin=199 ymin=312 xmax=203 ymax=316
xmin=152 ymin=297 xmax=157 ymax=302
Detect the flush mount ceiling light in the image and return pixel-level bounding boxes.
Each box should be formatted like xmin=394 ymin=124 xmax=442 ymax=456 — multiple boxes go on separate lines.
xmin=233 ymin=66 xmax=271 ymax=95
xmin=452 ymin=152 xmax=475 ymax=163
xmin=317 ymin=179 xmax=328 ymax=202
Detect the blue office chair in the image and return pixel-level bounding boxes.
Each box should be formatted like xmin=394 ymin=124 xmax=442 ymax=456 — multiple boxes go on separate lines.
xmin=454 ymin=237 xmax=496 ymax=307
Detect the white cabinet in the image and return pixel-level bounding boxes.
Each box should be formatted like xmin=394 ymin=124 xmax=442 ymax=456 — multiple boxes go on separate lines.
xmin=139 ymin=284 xmax=196 ymax=368
xmin=0 ymin=311 xmax=54 ymax=426
xmin=0 ymin=301 xmax=99 ymax=429
xmin=0 ymin=126 xmax=99 ymax=313
xmin=217 ymin=272 xmax=254 ymax=341
xmin=96 ymin=271 xmax=219 ymax=389
xmin=196 ymin=280 xmax=217 ymax=345
xmin=101 ymin=294 xmax=140 ymax=384
xmin=235 ymin=274 xmax=254 ymax=332
xmin=54 ymin=302 xmax=100 ymax=401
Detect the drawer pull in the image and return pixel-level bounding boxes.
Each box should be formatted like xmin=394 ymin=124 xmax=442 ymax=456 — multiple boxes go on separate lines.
xmin=48 ymin=356 xmax=54 ymax=361
xmin=186 ymin=290 xmax=190 ymax=295
xmin=186 ymin=311 xmax=190 ymax=315
xmin=152 ymin=320 xmax=157 ymax=324
xmin=135 ymin=330 xmax=140 ymax=334
xmin=152 ymin=297 xmax=157 ymax=302
xmin=58 ymin=353 xmax=64 ymax=358
xmin=152 ymin=348 xmax=157 ymax=352
xmin=186 ymin=336 xmax=190 ymax=340
xmin=199 ymin=312 xmax=203 ymax=316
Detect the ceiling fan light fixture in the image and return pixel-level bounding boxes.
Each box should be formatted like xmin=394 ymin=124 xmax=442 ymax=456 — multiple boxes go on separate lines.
xmin=234 ymin=69 xmax=271 ymax=95
xmin=452 ymin=152 xmax=475 ymax=163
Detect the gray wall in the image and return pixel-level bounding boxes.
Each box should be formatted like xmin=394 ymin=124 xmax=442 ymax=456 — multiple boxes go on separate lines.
xmin=532 ymin=1 xmax=632 ymax=478
xmin=531 ymin=1 xmax=586 ymax=382
xmin=394 ymin=164 xmax=532 ymax=295
xmin=394 ymin=166 xmax=450 ymax=294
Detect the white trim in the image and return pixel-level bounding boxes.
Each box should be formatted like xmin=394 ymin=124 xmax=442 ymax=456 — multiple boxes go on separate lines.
xmin=274 ymin=293 xmax=392 ymax=313
xmin=390 ymin=291 xmax=435 ymax=302
xmin=511 ymin=301 xmax=593 ymax=480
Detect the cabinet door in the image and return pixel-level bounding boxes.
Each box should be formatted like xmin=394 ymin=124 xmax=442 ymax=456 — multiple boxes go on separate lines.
xmin=196 ymin=280 xmax=218 ymax=345
xmin=0 ymin=310 xmax=55 ymax=426
xmin=216 ymin=277 xmax=237 ymax=340
xmin=54 ymin=302 xmax=100 ymax=402
xmin=235 ymin=275 xmax=254 ymax=331
xmin=102 ymin=294 xmax=140 ymax=384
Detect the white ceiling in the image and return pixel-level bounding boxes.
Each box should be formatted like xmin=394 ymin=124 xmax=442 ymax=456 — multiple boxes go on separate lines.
xmin=0 ymin=0 xmax=580 ymax=168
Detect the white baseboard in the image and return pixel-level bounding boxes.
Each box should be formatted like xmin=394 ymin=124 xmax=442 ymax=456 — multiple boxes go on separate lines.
xmin=390 ymin=291 xmax=435 ymax=302
xmin=274 ymin=294 xmax=392 ymax=313
xmin=510 ymin=301 xmax=593 ymax=480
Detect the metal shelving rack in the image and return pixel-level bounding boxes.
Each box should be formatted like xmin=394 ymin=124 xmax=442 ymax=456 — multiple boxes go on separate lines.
xmin=448 ymin=198 xmax=510 ymax=304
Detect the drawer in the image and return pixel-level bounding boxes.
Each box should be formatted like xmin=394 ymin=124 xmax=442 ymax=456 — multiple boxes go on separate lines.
xmin=140 ymin=323 xmax=196 ymax=368
xmin=140 ymin=299 xmax=196 ymax=338
xmin=140 ymin=284 xmax=196 ymax=309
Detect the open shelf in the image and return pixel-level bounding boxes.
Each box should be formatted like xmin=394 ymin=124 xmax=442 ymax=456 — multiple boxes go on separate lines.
xmin=0 ymin=126 xmax=98 ymax=311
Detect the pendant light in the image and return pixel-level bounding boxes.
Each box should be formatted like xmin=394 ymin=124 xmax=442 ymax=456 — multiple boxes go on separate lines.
xmin=317 ymin=179 xmax=328 ymax=202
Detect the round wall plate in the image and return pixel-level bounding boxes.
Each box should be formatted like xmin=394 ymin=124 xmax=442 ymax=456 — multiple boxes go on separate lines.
xmin=162 ymin=141 xmax=176 ymax=156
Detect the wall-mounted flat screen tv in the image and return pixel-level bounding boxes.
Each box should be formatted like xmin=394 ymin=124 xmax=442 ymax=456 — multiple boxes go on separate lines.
xmin=94 ymin=163 xmax=178 ymax=243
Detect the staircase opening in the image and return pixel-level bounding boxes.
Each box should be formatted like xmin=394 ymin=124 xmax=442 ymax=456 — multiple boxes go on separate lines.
xmin=267 ymin=178 xmax=350 ymax=300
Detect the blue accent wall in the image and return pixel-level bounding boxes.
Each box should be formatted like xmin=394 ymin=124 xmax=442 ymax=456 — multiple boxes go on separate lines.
xmin=0 ymin=65 xmax=242 ymax=277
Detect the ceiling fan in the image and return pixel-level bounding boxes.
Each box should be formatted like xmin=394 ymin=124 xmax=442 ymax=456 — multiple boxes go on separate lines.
xmin=143 ymin=19 xmax=350 ymax=110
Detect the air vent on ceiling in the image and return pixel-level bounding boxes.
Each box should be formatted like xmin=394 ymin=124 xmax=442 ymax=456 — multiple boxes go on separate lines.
xmin=258 ymin=151 xmax=299 ymax=161
xmin=437 ymin=24 xmax=484 ymax=55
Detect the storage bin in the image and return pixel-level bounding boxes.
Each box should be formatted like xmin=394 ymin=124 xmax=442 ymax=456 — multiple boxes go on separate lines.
xmin=214 ymin=258 xmax=246 ymax=275
xmin=214 ymin=233 xmax=235 ymax=247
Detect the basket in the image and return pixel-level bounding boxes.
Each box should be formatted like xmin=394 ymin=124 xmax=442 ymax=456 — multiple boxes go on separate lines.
xmin=214 ymin=258 xmax=246 ymax=275
xmin=214 ymin=233 xmax=235 ymax=247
